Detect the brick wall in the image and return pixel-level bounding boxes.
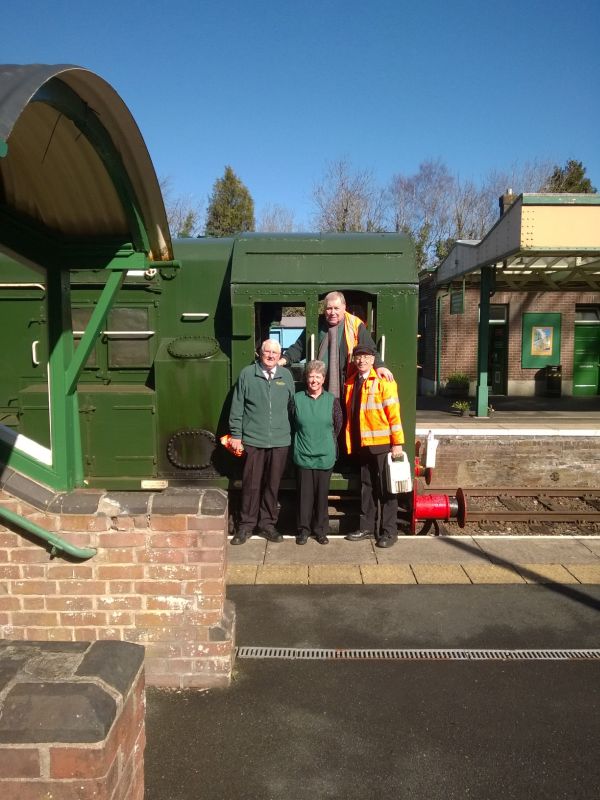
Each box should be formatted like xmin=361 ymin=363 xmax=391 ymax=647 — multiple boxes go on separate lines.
xmin=0 ymin=489 xmax=235 ymax=689
xmin=429 ymin=435 xmax=600 ymax=489
xmin=0 ymin=640 xmax=145 ymax=800
xmin=420 ymin=283 xmax=600 ymax=395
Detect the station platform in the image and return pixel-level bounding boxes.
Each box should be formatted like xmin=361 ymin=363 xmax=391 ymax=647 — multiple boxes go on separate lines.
xmin=416 ymin=394 xmax=600 ymax=435
xmin=227 ymin=535 xmax=600 ymax=585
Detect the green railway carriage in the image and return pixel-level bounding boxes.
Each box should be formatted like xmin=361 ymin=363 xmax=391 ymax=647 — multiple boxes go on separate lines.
xmin=0 ymin=232 xmax=417 ymax=491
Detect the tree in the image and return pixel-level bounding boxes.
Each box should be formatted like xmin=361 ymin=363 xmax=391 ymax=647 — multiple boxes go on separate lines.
xmin=543 ymin=159 xmax=597 ymax=193
xmin=388 ymin=158 xmax=554 ymax=270
xmin=312 ymin=158 xmax=387 ymax=233
xmin=205 ymin=166 xmax=255 ymax=237
xmin=388 ymin=159 xmax=455 ymax=269
xmin=159 ymin=177 xmax=203 ymax=238
xmin=257 ymin=203 xmax=297 ymax=232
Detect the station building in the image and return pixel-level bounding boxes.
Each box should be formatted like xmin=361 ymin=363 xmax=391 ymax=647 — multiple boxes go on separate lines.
xmin=419 ymin=192 xmax=600 ymax=404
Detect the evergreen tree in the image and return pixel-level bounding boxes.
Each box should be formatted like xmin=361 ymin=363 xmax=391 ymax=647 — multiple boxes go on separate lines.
xmin=544 ymin=159 xmax=597 ymax=193
xmin=205 ymin=166 xmax=255 ymax=237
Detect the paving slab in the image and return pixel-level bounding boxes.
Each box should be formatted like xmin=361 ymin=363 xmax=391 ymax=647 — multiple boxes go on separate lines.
xmin=309 ymin=565 xmax=363 ymax=584
xmin=565 ymin=564 xmax=600 ymax=584
xmin=516 ymin=564 xmax=581 ymax=584
xmin=411 ymin=564 xmax=471 ymax=584
xmin=375 ymin=536 xmax=488 ymax=564
xmin=360 ymin=564 xmax=416 ymax=584
xmin=265 ymin=538 xmax=375 ymax=565
xmin=578 ymin=538 xmax=600 ymax=557
xmin=226 ymin=565 xmax=257 ymax=585
xmin=256 ymin=565 xmax=308 ymax=584
xmin=474 ymin=538 xmax=600 ymax=564
xmin=227 ymin=537 xmax=267 ymax=564
xmin=463 ymin=564 xmax=526 ymax=584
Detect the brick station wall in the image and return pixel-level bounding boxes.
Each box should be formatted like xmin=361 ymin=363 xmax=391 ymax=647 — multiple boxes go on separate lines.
xmin=428 ymin=435 xmax=600 ymax=489
xmin=0 ymin=487 xmax=235 ymax=689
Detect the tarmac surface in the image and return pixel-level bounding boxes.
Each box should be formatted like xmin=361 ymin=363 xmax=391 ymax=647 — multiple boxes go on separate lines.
xmin=144 ymin=397 xmax=600 ymax=798
xmin=145 ymin=584 xmax=600 ymax=800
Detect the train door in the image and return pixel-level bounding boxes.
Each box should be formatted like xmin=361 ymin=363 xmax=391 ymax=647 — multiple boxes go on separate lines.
xmin=573 ymin=305 xmax=600 ymax=396
xmin=0 ymin=280 xmax=49 ymax=446
xmin=488 ymin=304 xmax=508 ymax=395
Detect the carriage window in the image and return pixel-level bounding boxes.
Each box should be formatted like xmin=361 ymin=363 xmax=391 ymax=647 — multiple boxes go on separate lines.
xmin=106 ymin=307 xmax=154 ymax=368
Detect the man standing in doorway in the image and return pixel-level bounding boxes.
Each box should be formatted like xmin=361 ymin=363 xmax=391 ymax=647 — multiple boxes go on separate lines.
xmin=228 ymin=339 xmax=295 ymax=545
xmin=279 ymin=291 xmax=393 ymax=398
xmin=343 ymin=343 xmax=404 ymax=548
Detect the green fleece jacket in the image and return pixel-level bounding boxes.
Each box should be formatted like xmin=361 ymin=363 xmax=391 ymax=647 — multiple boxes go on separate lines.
xmin=229 ymin=362 xmax=295 ymax=448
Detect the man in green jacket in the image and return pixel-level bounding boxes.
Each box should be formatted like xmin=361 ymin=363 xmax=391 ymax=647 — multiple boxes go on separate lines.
xmin=229 ymin=339 xmax=295 ymax=545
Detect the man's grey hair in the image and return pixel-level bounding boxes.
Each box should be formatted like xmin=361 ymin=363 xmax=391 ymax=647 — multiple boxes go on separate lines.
xmin=305 ymin=359 xmax=327 ymax=378
xmin=324 ymin=291 xmax=346 ymax=306
xmin=260 ymin=339 xmax=282 ymax=354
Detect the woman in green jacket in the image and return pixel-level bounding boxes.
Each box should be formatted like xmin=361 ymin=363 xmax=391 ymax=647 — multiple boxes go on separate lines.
xmin=293 ymin=360 xmax=342 ymax=545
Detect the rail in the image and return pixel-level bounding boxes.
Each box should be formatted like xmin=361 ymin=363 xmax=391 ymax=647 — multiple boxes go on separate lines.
xmin=423 ymin=488 xmax=600 ymax=527
xmin=0 ymin=505 xmax=97 ymax=559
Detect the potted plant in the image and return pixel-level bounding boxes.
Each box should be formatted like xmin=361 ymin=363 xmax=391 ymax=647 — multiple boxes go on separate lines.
xmin=444 ymin=372 xmax=470 ymax=398
xmin=451 ymin=399 xmax=471 ymax=416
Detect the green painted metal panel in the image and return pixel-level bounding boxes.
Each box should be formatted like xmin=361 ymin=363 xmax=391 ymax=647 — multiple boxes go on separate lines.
xmin=521 ymin=313 xmax=562 ymax=368
xmin=80 ymin=387 xmax=156 ymax=479
xmin=521 ymin=194 xmax=600 ymax=206
xmin=231 ymin=233 xmax=416 ymax=285
xmin=573 ymin=326 xmax=600 ymax=396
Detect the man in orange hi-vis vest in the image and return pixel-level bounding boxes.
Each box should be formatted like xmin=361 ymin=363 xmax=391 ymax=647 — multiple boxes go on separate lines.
xmin=343 ymin=343 xmax=404 ymax=548
xmin=279 ymin=291 xmax=393 ymax=399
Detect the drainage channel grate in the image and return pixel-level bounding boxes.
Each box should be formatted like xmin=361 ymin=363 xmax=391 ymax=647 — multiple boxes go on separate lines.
xmin=237 ymin=647 xmax=600 ymax=661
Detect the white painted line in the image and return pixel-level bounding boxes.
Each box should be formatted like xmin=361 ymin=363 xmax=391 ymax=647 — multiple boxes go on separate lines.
xmin=416 ymin=427 xmax=600 ymax=437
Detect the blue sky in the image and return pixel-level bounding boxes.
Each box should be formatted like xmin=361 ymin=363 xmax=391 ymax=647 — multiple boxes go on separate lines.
xmin=3 ymin=0 xmax=599 ymax=228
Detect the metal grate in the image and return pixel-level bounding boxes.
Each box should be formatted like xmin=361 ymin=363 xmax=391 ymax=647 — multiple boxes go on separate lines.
xmin=237 ymin=647 xmax=600 ymax=661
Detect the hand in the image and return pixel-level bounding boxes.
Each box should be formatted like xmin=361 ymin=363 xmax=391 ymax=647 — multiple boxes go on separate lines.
xmin=391 ymin=444 xmax=403 ymax=458
xmin=376 ymin=367 xmax=394 ymax=381
xmin=278 ymin=357 xmax=287 ymax=366
xmin=229 ymin=437 xmax=243 ymax=454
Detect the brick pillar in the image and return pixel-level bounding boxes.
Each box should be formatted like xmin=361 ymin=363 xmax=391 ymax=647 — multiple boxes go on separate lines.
xmin=0 ymin=640 xmax=145 ymax=800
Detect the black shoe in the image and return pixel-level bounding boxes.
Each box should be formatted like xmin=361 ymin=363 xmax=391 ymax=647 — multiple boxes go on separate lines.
xmin=296 ymin=532 xmax=309 ymax=545
xmin=231 ymin=530 xmax=250 ymax=545
xmin=261 ymin=529 xmax=284 ymax=543
xmin=376 ymin=533 xmax=398 ymax=548
xmin=344 ymin=530 xmax=371 ymax=541
xmin=315 ymin=534 xmax=329 ymax=545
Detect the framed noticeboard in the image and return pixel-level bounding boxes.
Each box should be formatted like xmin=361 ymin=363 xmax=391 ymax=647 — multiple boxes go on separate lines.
xmin=521 ymin=313 xmax=561 ymax=368
xmin=449 ymin=282 xmax=464 ymax=315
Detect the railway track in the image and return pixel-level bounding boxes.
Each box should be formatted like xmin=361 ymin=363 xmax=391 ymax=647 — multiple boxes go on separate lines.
xmin=423 ymin=488 xmax=600 ymax=528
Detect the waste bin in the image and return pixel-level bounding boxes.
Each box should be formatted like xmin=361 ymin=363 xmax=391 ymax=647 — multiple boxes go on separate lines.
xmin=545 ymin=365 xmax=562 ymax=397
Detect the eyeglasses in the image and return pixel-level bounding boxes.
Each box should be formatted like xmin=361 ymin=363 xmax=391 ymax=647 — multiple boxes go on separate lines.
xmin=353 ymin=354 xmax=374 ymax=360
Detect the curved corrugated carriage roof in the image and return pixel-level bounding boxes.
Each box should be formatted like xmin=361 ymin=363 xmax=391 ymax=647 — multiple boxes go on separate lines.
xmin=0 ymin=63 xmax=172 ymax=266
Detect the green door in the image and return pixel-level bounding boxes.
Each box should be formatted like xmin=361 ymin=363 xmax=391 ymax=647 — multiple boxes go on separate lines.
xmin=573 ymin=325 xmax=600 ymax=396
xmin=488 ymin=324 xmax=508 ymax=395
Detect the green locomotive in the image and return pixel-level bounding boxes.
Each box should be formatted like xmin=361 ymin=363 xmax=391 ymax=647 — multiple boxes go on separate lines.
xmin=0 ymin=232 xmax=417 ymax=491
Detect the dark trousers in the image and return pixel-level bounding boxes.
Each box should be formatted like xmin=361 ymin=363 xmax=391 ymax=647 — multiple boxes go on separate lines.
xmin=238 ymin=445 xmax=289 ymax=532
xmin=296 ymin=467 xmax=333 ymax=537
xmin=359 ymin=448 xmax=398 ymax=537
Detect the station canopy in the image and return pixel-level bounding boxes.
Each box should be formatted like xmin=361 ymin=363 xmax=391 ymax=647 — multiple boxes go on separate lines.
xmin=0 ymin=63 xmax=172 ymax=270
xmin=436 ymin=194 xmax=600 ymax=291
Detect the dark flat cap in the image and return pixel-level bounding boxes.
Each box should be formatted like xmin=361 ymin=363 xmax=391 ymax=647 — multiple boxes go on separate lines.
xmin=353 ymin=344 xmax=377 ymax=357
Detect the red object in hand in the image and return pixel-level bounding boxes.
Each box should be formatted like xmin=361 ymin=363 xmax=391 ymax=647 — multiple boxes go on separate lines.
xmin=220 ymin=435 xmax=245 ymax=457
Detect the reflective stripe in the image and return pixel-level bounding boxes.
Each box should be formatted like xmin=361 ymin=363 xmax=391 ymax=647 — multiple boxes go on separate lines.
xmin=362 ymin=428 xmax=392 ymax=438
xmin=363 ymin=400 xmax=384 ymax=410
xmin=383 ymin=397 xmax=399 ymax=407
xmin=390 ymin=424 xmax=403 ymax=432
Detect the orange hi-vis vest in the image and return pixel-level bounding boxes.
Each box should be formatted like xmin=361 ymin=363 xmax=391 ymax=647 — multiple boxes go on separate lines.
xmin=342 ymin=311 xmax=363 ymax=379
xmin=344 ymin=368 xmax=404 ymax=454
